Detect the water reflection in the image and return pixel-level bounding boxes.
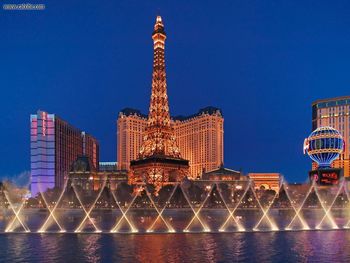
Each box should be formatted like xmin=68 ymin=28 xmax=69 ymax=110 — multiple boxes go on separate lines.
xmin=8 ymin=235 xmax=31 ymax=261
xmin=78 ymin=234 xmax=101 ymax=263
xmin=37 ymin=234 xmax=61 ymax=262
xmin=289 ymin=231 xmax=314 ymax=261
xmin=1 ymin=231 xmax=350 ymax=262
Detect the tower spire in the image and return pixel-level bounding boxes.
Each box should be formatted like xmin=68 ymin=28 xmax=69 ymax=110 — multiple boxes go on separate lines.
xmin=138 ymin=16 xmax=181 ymax=158
xmin=148 ymin=15 xmax=170 ymax=128
xmin=130 ymin=16 xmax=189 ymax=189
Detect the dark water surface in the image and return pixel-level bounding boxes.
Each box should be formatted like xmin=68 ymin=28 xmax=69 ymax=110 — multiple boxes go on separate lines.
xmin=0 ymin=231 xmax=349 ymax=262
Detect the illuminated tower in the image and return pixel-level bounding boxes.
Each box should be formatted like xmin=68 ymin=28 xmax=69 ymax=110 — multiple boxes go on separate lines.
xmin=130 ymin=16 xmax=189 ymax=189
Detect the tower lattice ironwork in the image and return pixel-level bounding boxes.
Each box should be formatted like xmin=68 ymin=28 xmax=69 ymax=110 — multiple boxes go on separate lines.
xmin=139 ymin=16 xmax=181 ymax=159
xmin=130 ymin=16 xmax=189 ymax=189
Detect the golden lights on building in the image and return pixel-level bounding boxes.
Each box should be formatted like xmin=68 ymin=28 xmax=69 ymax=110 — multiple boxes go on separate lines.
xmin=128 ymin=16 xmax=189 ymax=188
xmin=312 ymin=96 xmax=350 ymax=178
xmin=117 ymin=16 xmax=224 ymax=179
xmin=117 ymin=109 xmax=147 ymax=171
xmin=115 ymin=16 xmax=283 ymax=189
xmin=117 ymin=107 xmax=224 ymax=178
xmin=172 ymin=107 xmax=224 ymax=177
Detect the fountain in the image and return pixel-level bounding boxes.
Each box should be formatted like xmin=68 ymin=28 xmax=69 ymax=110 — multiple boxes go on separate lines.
xmin=1 ymin=176 xmax=350 ymax=234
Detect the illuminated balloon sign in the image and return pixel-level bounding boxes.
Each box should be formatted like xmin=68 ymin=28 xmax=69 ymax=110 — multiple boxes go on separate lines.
xmin=304 ymin=126 xmax=344 ymax=168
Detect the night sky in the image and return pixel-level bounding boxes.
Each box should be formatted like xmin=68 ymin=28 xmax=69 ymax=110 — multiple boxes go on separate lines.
xmin=1 ymin=0 xmax=350 ymax=183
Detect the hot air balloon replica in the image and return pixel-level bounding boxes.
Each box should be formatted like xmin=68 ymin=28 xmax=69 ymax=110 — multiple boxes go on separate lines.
xmin=304 ymin=126 xmax=344 ymax=185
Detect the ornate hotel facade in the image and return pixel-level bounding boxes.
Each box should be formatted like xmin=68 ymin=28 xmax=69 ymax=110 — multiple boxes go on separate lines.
xmin=117 ymin=108 xmax=147 ymax=172
xmin=172 ymin=107 xmax=224 ymax=177
xmin=312 ymin=96 xmax=350 ymax=178
xmin=117 ymin=107 xmax=224 ymax=178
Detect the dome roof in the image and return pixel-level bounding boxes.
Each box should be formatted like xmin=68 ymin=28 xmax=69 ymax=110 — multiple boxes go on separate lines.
xmin=309 ymin=126 xmax=341 ymax=137
xmin=70 ymin=156 xmax=94 ymax=173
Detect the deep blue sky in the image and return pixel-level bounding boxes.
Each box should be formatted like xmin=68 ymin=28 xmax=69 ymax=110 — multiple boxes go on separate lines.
xmin=1 ymin=0 xmax=350 ymax=183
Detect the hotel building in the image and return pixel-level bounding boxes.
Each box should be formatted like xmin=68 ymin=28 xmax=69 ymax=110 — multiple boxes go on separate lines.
xmin=30 ymin=110 xmax=99 ymax=196
xmin=117 ymin=108 xmax=147 ymax=171
xmin=312 ymin=96 xmax=350 ymax=178
xmin=117 ymin=106 xmax=224 ymax=178
xmin=173 ymin=107 xmax=224 ymax=177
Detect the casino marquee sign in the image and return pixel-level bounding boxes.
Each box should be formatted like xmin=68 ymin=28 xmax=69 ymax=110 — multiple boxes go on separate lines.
xmin=309 ymin=168 xmax=343 ymax=186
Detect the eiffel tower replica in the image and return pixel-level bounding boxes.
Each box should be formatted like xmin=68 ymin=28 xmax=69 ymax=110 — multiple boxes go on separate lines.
xmin=130 ymin=16 xmax=189 ymax=190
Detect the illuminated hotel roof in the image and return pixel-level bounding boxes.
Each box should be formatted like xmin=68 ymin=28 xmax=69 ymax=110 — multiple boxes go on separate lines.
xmin=203 ymin=164 xmax=240 ymax=176
xmin=119 ymin=106 xmax=223 ymax=121
xmin=312 ymin=96 xmax=350 ymax=109
xmin=173 ymin=106 xmax=223 ymax=121
xmin=119 ymin=108 xmax=147 ymax=118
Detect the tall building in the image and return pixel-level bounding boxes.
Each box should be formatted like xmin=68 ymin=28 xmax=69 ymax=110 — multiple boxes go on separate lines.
xmin=129 ymin=16 xmax=189 ymax=188
xmin=30 ymin=110 xmax=99 ymax=196
xmin=117 ymin=108 xmax=224 ymax=178
xmin=312 ymin=96 xmax=350 ymax=178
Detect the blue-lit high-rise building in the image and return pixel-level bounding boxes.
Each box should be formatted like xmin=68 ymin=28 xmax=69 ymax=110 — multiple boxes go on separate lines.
xmin=30 ymin=110 xmax=99 ymax=196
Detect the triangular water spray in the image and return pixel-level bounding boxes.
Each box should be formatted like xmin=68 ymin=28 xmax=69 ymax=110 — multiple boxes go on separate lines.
xmin=38 ymin=180 xmax=68 ymax=233
xmin=110 ymin=186 xmax=140 ymax=233
xmin=73 ymin=178 xmax=107 ymax=233
xmin=218 ymin=181 xmax=250 ymax=232
xmin=280 ymin=182 xmax=310 ymax=231
xmin=251 ymin=183 xmax=279 ymax=231
xmin=312 ymin=180 xmax=338 ymax=230
xmin=146 ymin=184 xmax=179 ymax=233
xmin=182 ymin=183 xmax=213 ymax=232
xmin=285 ymin=181 xmax=317 ymax=231
xmin=4 ymin=191 xmax=30 ymax=232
